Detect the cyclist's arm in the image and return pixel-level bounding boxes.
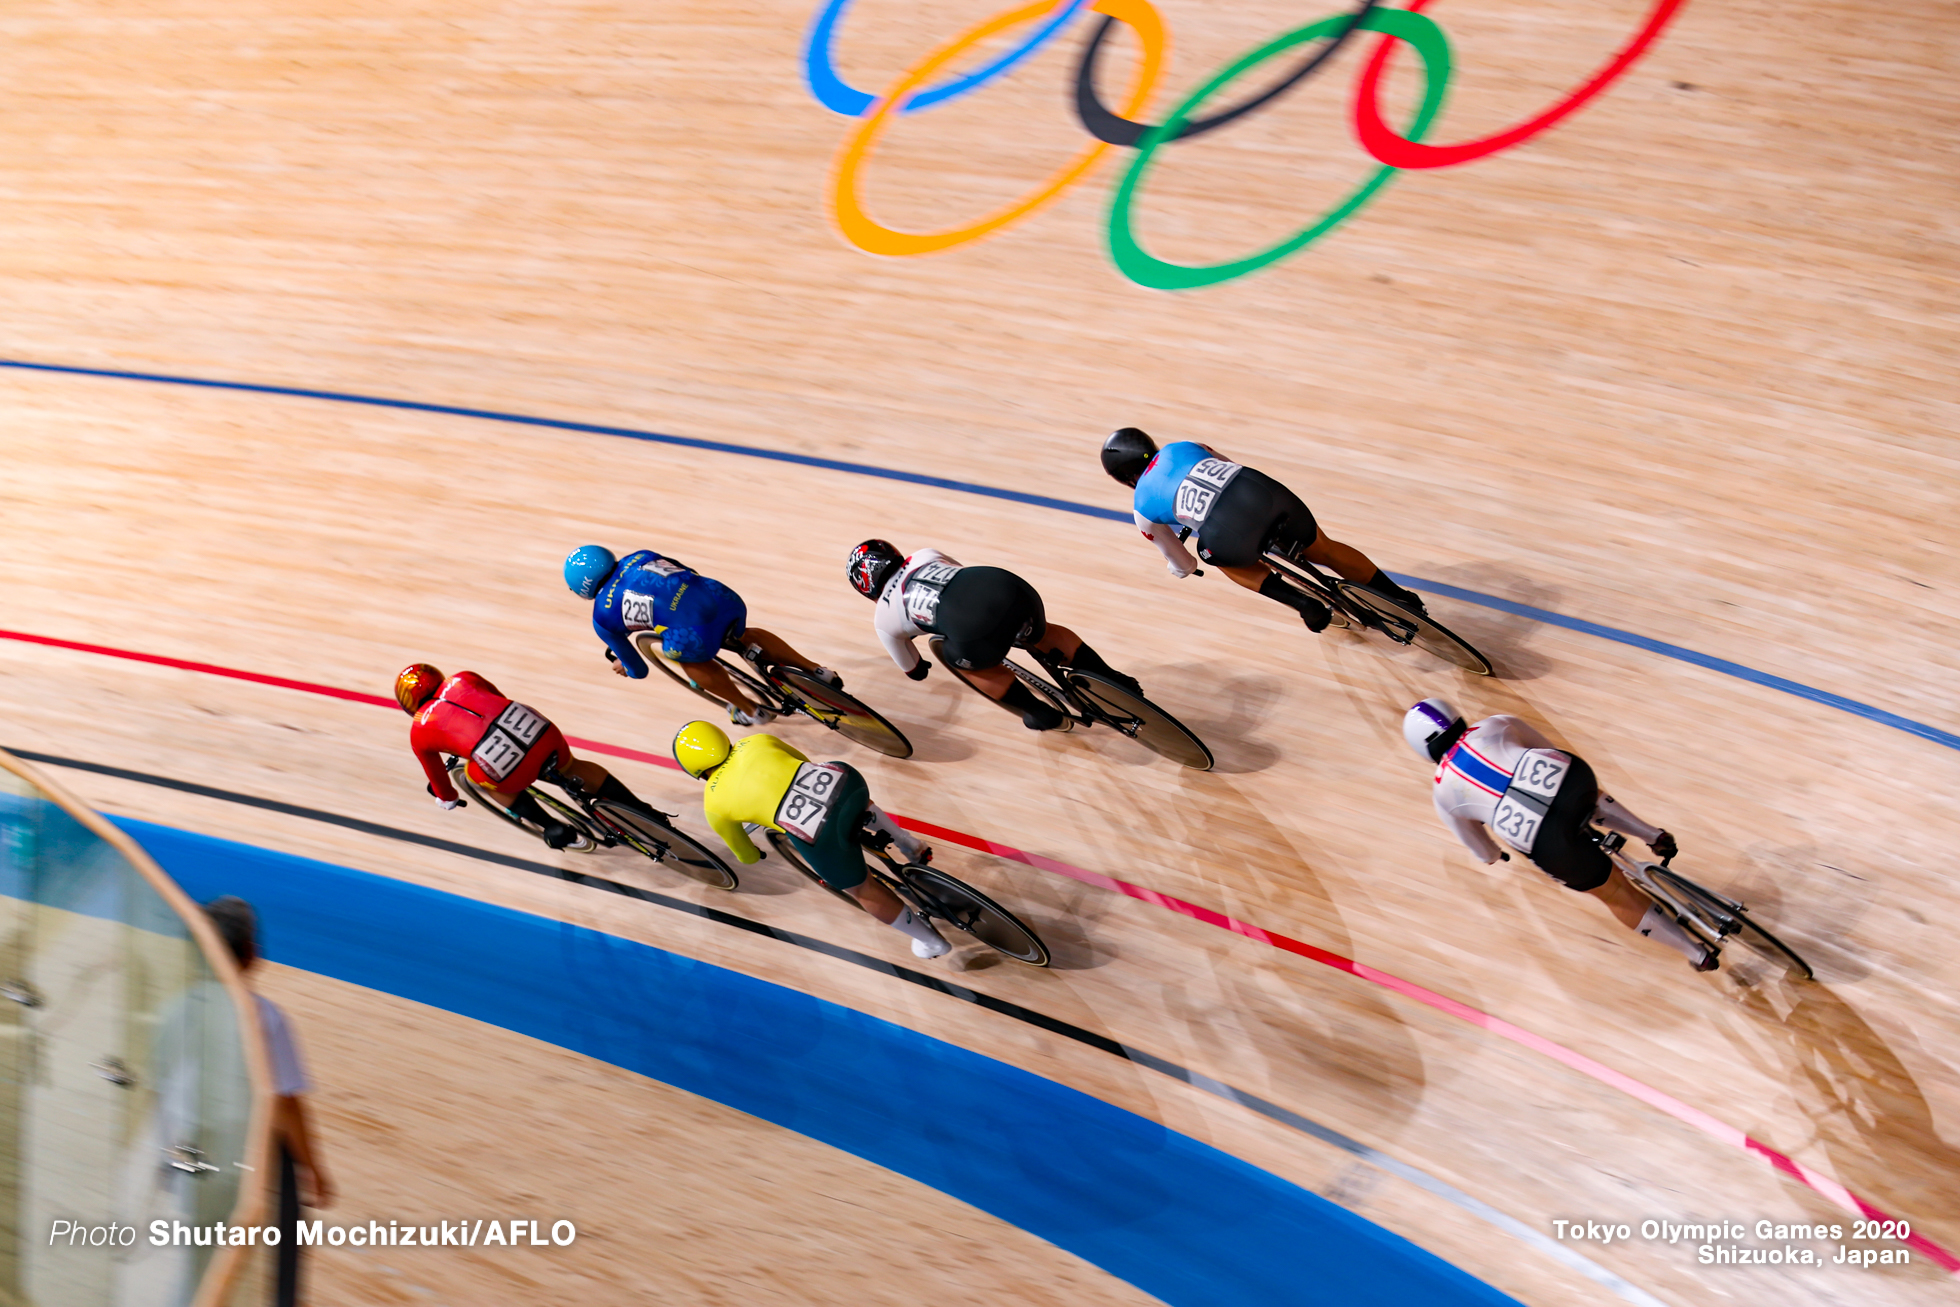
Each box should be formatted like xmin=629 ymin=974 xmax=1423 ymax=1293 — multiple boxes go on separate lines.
xmin=1435 ymin=793 xmax=1503 ymax=863
xmin=410 ymin=730 xmax=459 ymax=803
xmin=707 ymin=810 xmax=764 ymax=864
xmin=1488 ymin=714 xmax=1554 ymax=751
xmin=873 ymin=594 xmax=925 ymax=674
xmin=595 ymin=615 xmax=649 ymax=678
xmin=1134 ymin=510 xmax=1198 ymax=577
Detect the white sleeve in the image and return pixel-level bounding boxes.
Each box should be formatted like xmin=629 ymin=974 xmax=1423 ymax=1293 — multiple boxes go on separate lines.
xmin=877 ymin=613 xmax=922 ymax=673
xmin=1133 ymin=511 xmax=1198 ymax=578
xmin=1490 ymin=715 xmax=1556 ymax=751
xmin=1435 ymin=793 xmax=1504 ymax=864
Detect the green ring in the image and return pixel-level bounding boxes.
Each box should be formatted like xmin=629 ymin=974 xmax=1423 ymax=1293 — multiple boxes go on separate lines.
xmin=1108 ymin=9 xmax=1452 ymax=291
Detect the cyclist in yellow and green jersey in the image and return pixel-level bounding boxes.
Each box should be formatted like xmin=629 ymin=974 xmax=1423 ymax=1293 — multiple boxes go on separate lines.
xmin=672 ymin=722 xmax=950 ymax=959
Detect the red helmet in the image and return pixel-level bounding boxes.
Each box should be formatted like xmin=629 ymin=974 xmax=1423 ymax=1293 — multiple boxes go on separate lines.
xmin=846 ymin=539 xmax=904 ymax=601
xmin=394 ymin=663 xmax=444 ymax=715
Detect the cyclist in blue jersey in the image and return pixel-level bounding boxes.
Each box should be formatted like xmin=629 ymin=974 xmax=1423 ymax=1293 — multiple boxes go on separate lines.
xmin=1099 ymin=428 xmax=1426 ymax=632
xmin=564 ymin=546 xmax=837 ymax=726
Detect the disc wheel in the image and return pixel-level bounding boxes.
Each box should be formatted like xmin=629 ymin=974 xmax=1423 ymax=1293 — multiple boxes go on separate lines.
xmin=595 ymin=799 xmax=740 ymax=890
xmin=930 ymin=638 xmax=1074 ymax=731
xmin=1650 ymin=866 xmax=1813 ymax=980
xmin=1333 ymin=581 xmax=1494 ymax=675
xmin=1066 ymin=671 xmax=1214 ymax=771
xmin=765 ymin=830 xmax=862 ymax=906
xmin=634 ymin=635 xmax=777 ymax=712
xmin=772 ymin=666 xmax=915 ymax=759
xmin=902 ymin=866 xmax=1050 ymax=967
xmin=448 ymin=763 xmax=598 ymax=852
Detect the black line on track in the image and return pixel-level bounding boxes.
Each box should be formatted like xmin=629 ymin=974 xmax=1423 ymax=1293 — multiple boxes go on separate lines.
xmin=11 ymin=746 xmax=1665 ymax=1300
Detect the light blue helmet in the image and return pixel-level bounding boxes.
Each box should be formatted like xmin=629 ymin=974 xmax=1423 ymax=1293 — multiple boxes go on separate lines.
xmin=563 ymin=545 xmax=618 ymax=600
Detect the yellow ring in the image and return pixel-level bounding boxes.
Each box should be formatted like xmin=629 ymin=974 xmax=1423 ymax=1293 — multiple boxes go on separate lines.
xmin=832 ymin=0 xmax=1167 ymax=256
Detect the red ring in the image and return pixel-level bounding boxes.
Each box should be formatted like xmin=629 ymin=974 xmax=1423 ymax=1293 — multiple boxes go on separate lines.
xmin=1352 ymin=0 xmax=1688 ymax=169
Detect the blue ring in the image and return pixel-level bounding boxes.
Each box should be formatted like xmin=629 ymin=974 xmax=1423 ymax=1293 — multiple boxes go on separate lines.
xmin=804 ymin=0 xmax=1090 ymax=117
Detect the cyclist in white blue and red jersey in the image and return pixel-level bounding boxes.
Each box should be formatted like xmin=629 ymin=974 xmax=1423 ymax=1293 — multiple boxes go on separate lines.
xmin=1099 ymin=428 xmax=1426 ymax=632
xmin=564 ymin=545 xmax=837 ymax=727
xmin=1402 ymin=698 xmax=1714 ymax=970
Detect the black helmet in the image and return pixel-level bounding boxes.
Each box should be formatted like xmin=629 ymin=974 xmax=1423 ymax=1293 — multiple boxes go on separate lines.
xmin=846 ymin=539 xmax=904 ymax=600
xmin=1100 ymin=427 xmax=1158 ymax=487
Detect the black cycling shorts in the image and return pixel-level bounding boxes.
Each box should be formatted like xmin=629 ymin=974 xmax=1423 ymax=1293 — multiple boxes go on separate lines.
xmin=935 ymin=567 xmax=1046 ymax=670
xmin=1194 ymin=467 xmax=1319 ymax=568
xmin=1526 ymin=754 xmax=1611 ymax=893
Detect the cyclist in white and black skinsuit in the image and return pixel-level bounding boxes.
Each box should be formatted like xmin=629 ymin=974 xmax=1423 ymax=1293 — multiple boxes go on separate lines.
xmin=844 ymin=541 xmax=1142 ymax=731
xmin=1403 ymin=699 xmax=1715 ymax=971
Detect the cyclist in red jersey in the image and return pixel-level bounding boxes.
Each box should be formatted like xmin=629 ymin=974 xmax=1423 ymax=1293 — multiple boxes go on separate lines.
xmin=395 ymin=664 xmax=647 ymax=849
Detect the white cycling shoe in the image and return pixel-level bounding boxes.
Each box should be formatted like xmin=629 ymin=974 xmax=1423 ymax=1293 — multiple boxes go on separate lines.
xmin=729 ymin=704 xmax=778 ymax=727
xmin=911 ymin=932 xmax=952 ymax=960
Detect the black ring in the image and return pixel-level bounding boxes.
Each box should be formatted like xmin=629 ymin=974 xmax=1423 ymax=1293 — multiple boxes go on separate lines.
xmin=1073 ymin=0 xmax=1384 ymax=148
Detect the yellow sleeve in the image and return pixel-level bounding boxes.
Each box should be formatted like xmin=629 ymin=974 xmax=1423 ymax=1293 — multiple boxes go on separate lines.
xmin=709 ymin=811 xmax=763 ymax=865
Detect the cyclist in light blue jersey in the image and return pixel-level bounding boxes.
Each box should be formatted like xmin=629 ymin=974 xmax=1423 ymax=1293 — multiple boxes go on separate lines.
xmin=1100 ymin=428 xmax=1426 ymax=632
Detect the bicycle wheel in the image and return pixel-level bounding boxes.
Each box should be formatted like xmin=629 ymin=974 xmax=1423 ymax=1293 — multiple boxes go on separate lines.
xmin=1065 ymin=672 xmax=1214 ymax=770
xmin=1333 ymin=581 xmax=1494 ymax=675
xmin=634 ymin=636 xmax=779 ymax=712
xmin=447 ymin=763 xmax=599 ymax=852
xmin=772 ymin=666 xmax=915 ymax=759
xmin=594 ymin=799 xmax=740 ymax=890
xmin=902 ymin=866 xmax=1050 ymax=966
xmin=764 ymin=830 xmax=862 ymax=906
xmin=1650 ymin=866 xmax=1813 ymax=980
xmin=929 ymin=638 xmax=1074 ymax=730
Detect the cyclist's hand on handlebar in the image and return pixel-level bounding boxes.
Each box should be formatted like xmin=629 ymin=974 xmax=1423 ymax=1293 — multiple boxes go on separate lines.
xmin=610 ymin=659 xmax=631 ymax=677
xmin=905 ymin=660 xmax=931 ymax=682
xmin=1650 ymin=831 xmax=1678 ymax=863
xmin=1497 ymin=852 xmax=1510 ymax=861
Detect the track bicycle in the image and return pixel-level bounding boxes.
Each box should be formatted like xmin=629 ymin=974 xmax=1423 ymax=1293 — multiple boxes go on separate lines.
xmin=1599 ymin=831 xmax=1813 ymax=979
xmin=1252 ymin=523 xmax=1493 ymax=675
xmin=929 ymin=637 xmax=1214 ymax=771
xmin=445 ymin=754 xmax=740 ymax=890
xmin=633 ymin=632 xmax=914 ymax=759
xmin=765 ymin=820 xmax=1050 ymax=967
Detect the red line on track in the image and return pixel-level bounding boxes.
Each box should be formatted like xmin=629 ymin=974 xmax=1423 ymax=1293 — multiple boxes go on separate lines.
xmin=6 ymin=625 xmax=1953 ymax=1272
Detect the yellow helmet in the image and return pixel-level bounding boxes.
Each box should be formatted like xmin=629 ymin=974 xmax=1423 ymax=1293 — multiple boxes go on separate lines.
xmin=672 ymin=720 xmax=732 ymax=779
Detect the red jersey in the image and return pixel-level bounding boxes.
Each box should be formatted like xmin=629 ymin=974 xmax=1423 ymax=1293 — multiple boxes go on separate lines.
xmin=409 ymin=672 xmax=564 ymax=800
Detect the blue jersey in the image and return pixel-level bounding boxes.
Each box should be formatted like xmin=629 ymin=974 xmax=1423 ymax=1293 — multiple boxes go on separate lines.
xmin=592 ymin=550 xmax=749 ymax=675
xmin=1131 ymin=441 xmax=1214 ymax=526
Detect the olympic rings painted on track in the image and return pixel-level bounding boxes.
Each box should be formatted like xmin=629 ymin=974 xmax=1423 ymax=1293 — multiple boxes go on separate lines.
xmin=1353 ymin=0 xmax=1688 ymax=168
xmin=1109 ymin=9 xmax=1449 ymax=291
xmin=1075 ymin=0 xmax=1381 ymax=148
xmin=804 ymin=0 xmax=1087 ymax=117
xmin=833 ymin=0 xmax=1164 ymax=257
xmin=806 ymin=0 xmax=1687 ymax=284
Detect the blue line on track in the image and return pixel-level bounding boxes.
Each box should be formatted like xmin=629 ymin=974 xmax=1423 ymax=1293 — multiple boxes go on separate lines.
xmin=5 ymin=357 xmax=1953 ymax=753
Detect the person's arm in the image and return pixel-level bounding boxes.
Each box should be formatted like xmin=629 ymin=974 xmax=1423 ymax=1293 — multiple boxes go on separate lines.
xmin=708 ymin=809 xmax=763 ymax=864
xmin=276 ymin=1094 xmax=335 ymax=1208
xmin=411 ymin=724 xmax=460 ymax=804
xmin=1133 ymin=510 xmax=1199 ymax=577
xmin=1493 ymin=715 xmax=1556 ymax=751
xmin=874 ymin=594 xmax=926 ymax=675
xmin=596 ymin=614 xmax=649 ymax=678
xmin=1448 ymin=812 xmax=1505 ymax=863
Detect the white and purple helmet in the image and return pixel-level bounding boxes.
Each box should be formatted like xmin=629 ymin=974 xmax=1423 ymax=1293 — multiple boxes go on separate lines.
xmin=1402 ymin=698 xmax=1464 ymax=763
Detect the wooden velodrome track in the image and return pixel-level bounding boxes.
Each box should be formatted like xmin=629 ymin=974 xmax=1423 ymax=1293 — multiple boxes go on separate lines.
xmin=2 ymin=0 xmax=1956 ymax=1302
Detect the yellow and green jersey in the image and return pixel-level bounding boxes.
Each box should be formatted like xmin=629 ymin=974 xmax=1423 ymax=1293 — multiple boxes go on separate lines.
xmin=701 ymin=733 xmax=810 ymax=863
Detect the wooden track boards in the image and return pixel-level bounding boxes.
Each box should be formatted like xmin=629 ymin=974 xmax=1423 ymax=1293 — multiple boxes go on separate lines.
xmin=1 ymin=0 xmax=1956 ymax=1302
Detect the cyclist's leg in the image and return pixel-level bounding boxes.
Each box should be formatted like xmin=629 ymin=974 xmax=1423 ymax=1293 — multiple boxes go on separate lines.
xmin=671 ymin=587 xmax=771 ymax=717
xmin=735 ymin=626 xmax=826 ymax=675
xmin=1303 ymin=529 xmax=1426 ymax=611
xmin=494 ymin=734 xmax=581 ymax=849
xmin=1540 ymin=760 xmax=1710 ymax=966
xmin=939 ymin=569 xmax=1067 ymax=729
xmin=1198 ymin=472 xmax=1334 ymax=627
xmin=1594 ymin=792 xmax=1676 ymax=860
xmin=558 ymin=755 xmax=640 ymax=809
xmin=863 ymin=802 xmax=929 ymax=864
xmin=791 ymin=771 xmax=947 ymax=954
